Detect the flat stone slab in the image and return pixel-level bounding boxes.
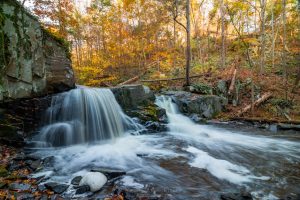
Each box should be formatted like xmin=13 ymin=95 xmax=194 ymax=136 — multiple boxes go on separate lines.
xmin=45 ymin=182 xmax=69 ymax=194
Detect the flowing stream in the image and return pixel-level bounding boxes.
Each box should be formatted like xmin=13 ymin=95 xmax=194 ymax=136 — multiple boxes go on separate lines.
xmin=30 ymin=89 xmax=300 ymax=199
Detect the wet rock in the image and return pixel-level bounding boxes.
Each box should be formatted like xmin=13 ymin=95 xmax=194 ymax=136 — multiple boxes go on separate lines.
xmin=9 ymin=183 xmax=31 ymax=191
xmin=91 ymin=168 xmax=126 ymax=180
xmin=137 ymin=153 xmax=148 ymax=157
xmin=164 ymin=91 xmax=227 ymax=119
xmin=269 ymin=124 xmax=278 ymax=132
xmin=15 ymin=193 xmax=34 ymax=200
xmin=25 ymin=159 xmax=33 ymax=166
xmin=29 ymin=160 xmax=42 ymax=171
xmin=79 ymin=172 xmax=107 ymax=192
xmin=71 ymin=176 xmax=82 ymax=185
xmin=281 ymin=193 xmax=300 ymax=200
xmin=38 ymin=184 xmax=47 ymax=192
xmin=220 ymin=192 xmax=253 ymax=200
xmin=13 ymin=153 xmax=26 ymax=161
xmin=50 ymin=194 xmax=64 ymax=200
xmin=278 ymin=124 xmax=300 ymax=131
xmin=40 ymin=194 xmax=48 ymax=200
xmin=126 ymin=104 xmax=167 ymax=125
xmin=111 ymin=85 xmax=155 ymax=110
xmin=45 ymin=182 xmax=69 ymax=194
xmin=43 ymin=156 xmax=55 ymax=167
xmin=75 ymin=185 xmax=90 ymax=194
xmin=145 ymin=121 xmax=168 ymax=132
xmin=190 ymin=114 xmax=205 ymax=123
xmin=25 ymin=154 xmax=40 ymax=161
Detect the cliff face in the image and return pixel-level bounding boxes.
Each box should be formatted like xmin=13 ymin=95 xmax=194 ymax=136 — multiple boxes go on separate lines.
xmin=0 ymin=0 xmax=75 ymax=102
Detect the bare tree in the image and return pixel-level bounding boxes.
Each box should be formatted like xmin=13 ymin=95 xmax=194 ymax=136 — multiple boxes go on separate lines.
xmin=186 ymin=0 xmax=191 ymax=86
xmin=271 ymin=0 xmax=275 ymax=69
xmin=172 ymin=0 xmax=191 ymax=86
xmin=259 ymin=0 xmax=266 ymax=75
xmin=282 ymin=0 xmax=288 ymax=100
xmin=220 ymin=0 xmax=225 ymax=69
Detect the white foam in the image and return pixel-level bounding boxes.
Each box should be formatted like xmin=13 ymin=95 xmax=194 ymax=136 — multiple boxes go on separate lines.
xmin=120 ymin=176 xmax=144 ymax=189
xmin=156 ymin=95 xmax=300 ymax=158
xmin=33 ymin=134 xmax=178 ymax=185
xmin=185 ymin=146 xmax=255 ymax=184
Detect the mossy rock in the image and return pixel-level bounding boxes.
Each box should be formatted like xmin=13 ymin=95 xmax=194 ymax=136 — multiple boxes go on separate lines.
xmin=190 ymin=83 xmax=213 ymax=95
xmin=126 ymin=104 xmax=166 ymax=123
xmin=0 ymin=165 xmax=8 ymax=177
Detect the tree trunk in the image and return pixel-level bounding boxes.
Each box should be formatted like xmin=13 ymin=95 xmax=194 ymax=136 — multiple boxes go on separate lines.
xmin=271 ymin=1 xmax=275 ymax=69
xmin=186 ymin=0 xmax=191 ymax=86
xmin=282 ymin=0 xmax=288 ymax=100
xmin=207 ymin=17 xmax=210 ymax=60
xmin=173 ymin=19 xmax=176 ymax=68
xmin=260 ymin=0 xmax=266 ymax=75
xmin=220 ymin=0 xmax=225 ymax=69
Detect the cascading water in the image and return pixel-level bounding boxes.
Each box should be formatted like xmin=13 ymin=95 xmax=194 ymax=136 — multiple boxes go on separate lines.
xmin=34 ymin=87 xmax=142 ymax=147
xmin=29 ymin=93 xmax=300 ymax=199
xmin=155 ymin=95 xmax=300 ymax=187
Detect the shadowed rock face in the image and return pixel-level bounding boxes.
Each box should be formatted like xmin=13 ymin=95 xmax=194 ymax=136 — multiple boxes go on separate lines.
xmin=162 ymin=91 xmax=227 ymax=119
xmin=0 ymin=0 xmax=75 ymax=102
xmin=111 ymin=84 xmax=155 ymax=109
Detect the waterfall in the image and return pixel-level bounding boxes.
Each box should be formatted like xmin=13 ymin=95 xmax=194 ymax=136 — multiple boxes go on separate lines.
xmin=34 ymin=87 xmax=142 ymax=147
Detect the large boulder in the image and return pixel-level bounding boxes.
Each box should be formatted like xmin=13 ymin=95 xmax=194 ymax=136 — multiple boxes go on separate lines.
xmin=111 ymin=84 xmax=155 ymax=110
xmin=0 ymin=0 xmax=75 ymax=102
xmin=164 ymin=91 xmax=227 ymax=119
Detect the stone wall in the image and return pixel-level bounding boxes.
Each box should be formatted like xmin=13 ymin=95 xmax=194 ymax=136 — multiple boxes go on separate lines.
xmin=0 ymin=0 xmax=75 ymax=102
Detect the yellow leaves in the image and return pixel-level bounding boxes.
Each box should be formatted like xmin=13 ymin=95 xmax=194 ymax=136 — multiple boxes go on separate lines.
xmin=122 ymin=0 xmax=136 ymax=9
xmin=244 ymin=38 xmax=259 ymax=46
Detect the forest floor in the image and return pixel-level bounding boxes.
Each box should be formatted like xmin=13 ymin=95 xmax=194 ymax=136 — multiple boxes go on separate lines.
xmin=144 ymin=66 xmax=300 ymax=124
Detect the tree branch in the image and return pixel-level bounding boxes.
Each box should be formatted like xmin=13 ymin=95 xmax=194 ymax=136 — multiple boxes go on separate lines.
xmin=173 ymin=16 xmax=187 ymax=31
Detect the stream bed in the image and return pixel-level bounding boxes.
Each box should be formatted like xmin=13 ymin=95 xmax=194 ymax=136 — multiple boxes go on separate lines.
xmin=27 ymin=95 xmax=300 ymax=200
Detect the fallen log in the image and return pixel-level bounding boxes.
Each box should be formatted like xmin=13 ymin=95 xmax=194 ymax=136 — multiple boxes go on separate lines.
xmin=117 ymin=70 xmax=149 ymax=86
xmin=228 ymin=68 xmax=237 ymax=95
xmin=117 ymin=75 xmax=140 ymax=86
xmin=141 ymin=74 xmax=204 ymax=82
xmin=236 ymin=92 xmax=272 ymax=117
xmin=100 ymin=82 xmax=113 ymax=87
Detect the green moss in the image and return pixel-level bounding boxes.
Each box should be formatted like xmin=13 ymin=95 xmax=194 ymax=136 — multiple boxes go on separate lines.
xmin=42 ymin=28 xmax=71 ymax=59
xmin=192 ymin=83 xmax=213 ymax=95
xmin=2 ymin=0 xmax=38 ymax=22
xmin=0 ymin=166 xmax=8 ymax=177
xmin=270 ymin=98 xmax=293 ymax=109
xmin=0 ymin=8 xmax=6 ymax=69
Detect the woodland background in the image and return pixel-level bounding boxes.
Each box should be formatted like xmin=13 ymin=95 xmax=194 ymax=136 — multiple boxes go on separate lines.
xmin=22 ymin=0 xmax=300 ymax=121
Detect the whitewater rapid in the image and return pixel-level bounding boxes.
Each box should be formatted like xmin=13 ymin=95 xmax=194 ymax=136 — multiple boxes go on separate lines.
xmin=30 ymin=92 xmax=300 ymax=199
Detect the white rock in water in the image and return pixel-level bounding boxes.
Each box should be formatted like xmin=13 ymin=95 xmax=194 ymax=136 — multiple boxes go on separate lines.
xmin=79 ymin=172 xmax=107 ymax=192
